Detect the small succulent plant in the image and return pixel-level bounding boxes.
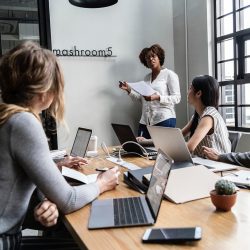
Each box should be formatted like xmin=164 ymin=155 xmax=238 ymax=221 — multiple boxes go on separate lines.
xmin=215 ymin=179 xmax=236 ymax=195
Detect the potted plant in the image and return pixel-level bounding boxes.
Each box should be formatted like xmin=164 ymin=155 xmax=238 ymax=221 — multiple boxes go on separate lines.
xmin=210 ymin=179 xmax=237 ymax=211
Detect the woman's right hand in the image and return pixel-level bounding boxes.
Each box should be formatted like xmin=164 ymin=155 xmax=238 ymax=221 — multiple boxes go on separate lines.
xmin=119 ymin=81 xmax=131 ymax=94
xmin=202 ymin=146 xmax=220 ymax=161
xmin=96 ymin=166 xmax=120 ymax=194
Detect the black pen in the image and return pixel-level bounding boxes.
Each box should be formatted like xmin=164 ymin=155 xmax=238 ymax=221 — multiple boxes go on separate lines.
xmin=95 ymin=167 xmax=109 ymax=172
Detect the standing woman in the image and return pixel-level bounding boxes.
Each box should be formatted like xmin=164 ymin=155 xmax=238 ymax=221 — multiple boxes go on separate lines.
xmin=182 ymin=75 xmax=231 ymax=157
xmin=0 ymin=41 xmax=119 ymax=249
xmin=119 ymin=44 xmax=181 ymax=139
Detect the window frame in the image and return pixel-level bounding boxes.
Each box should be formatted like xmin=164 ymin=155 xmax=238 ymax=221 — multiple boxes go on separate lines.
xmin=214 ymin=0 xmax=250 ymax=132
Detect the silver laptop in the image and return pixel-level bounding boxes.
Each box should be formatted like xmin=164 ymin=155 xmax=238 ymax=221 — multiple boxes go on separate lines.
xmin=70 ymin=127 xmax=92 ymax=157
xmin=147 ymin=126 xmax=238 ymax=172
xmin=147 ymin=126 xmax=193 ymax=168
xmin=88 ymin=149 xmax=173 ymax=229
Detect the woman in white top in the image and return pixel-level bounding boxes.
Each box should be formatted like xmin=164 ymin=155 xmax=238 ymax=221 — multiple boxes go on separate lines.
xmin=182 ymin=75 xmax=231 ymax=157
xmin=119 ymin=44 xmax=181 ymax=139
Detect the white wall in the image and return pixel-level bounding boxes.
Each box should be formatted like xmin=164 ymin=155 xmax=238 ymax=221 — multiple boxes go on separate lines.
xmin=49 ymin=0 xmax=175 ymax=150
xmin=173 ymin=0 xmax=214 ymax=122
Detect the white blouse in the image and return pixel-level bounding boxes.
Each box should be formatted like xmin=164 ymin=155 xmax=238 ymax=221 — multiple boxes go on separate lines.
xmin=129 ymin=68 xmax=181 ymax=125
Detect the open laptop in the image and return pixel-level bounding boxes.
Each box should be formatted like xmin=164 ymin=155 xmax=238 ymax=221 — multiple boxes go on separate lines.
xmin=147 ymin=126 xmax=238 ymax=172
xmin=70 ymin=127 xmax=92 ymax=157
xmin=88 ymin=149 xmax=173 ymax=229
xmin=111 ymin=123 xmax=157 ymax=156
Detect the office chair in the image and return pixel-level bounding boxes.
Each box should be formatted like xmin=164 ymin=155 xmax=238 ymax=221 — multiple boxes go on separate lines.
xmin=229 ymin=131 xmax=242 ymax=152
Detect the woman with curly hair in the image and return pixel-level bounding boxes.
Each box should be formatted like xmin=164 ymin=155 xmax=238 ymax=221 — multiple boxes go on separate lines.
xmin=119 ymin=44 xmax=181 ymax=139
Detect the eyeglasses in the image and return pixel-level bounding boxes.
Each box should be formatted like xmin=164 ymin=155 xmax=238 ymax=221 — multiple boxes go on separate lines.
xmin=145 ymin=54 xmax=157 ymax=60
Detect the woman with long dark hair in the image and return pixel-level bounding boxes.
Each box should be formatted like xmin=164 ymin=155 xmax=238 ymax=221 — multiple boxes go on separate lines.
xmin=182 ymin=75 xmax=231 ymax=157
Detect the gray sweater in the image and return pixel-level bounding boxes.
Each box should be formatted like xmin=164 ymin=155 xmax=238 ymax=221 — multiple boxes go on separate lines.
xmin=0 ymin=112 xmax=100 ymax=234
xmin=219 ymin=152 xmax=250 ymax=168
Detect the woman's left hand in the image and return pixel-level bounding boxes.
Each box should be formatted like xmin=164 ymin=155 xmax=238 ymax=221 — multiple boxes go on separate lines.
xmin=143 ymin=94 xmax=160 ymax=101
xmin=34 ymin=200 xmax=59 ymax=227
xmin=57 ymin=156 xmax=88 ymax=169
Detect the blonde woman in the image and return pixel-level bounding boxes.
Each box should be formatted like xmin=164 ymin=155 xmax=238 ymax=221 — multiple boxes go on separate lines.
xmin=0 ymin=41 xmax=119 ymax=249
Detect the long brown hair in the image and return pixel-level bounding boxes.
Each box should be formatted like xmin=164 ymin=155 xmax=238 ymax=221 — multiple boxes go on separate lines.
xmin=0 ymin=41 xmax=65 ymax=125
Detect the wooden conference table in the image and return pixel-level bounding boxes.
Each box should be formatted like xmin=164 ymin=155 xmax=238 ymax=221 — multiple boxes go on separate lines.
xmin=63 ymin=151 xmax=250 ymax=250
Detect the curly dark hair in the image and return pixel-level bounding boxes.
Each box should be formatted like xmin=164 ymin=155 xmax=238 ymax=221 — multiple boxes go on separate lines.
xmin=139 ymin=44 xmax=165 ymax=68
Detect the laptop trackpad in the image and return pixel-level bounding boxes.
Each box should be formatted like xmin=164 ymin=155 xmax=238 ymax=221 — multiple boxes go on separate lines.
xmin=88 ymin=199 xmax=114 ymax=229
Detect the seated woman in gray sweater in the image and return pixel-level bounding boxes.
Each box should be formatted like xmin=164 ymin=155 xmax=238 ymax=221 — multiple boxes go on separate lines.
xmin=0 ymin=41 xmax=119 ymax=249
xmin=202 ymin=146 xmax=250 ymax=168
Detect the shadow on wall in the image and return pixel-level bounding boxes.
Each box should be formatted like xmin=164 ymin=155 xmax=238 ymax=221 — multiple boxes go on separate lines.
xmin=104 ymin=59 xmax=142 ymax=140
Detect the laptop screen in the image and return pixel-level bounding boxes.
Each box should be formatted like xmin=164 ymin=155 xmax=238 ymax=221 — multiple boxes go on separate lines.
xmin=71 ymin=127 xmax=92 ymax=157
xmin=146 ymin=149 xmax=172 ymax=219
xmin=111 ymin=123 xmax=143 ymax=154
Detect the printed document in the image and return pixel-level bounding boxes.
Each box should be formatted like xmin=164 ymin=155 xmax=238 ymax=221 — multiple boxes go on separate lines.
xmin=128 ymin=81 xmax=156 ymax=96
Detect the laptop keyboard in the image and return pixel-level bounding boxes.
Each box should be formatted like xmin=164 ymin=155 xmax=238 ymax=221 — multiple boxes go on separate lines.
xmin=113 ymin=197 xmax=148 ymax=226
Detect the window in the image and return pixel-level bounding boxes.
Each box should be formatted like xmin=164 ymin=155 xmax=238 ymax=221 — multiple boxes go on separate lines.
xmin=0 ymin=0 xmax=57 ymax=148
xmin=215 ymin=0 xmax=250 ymax=131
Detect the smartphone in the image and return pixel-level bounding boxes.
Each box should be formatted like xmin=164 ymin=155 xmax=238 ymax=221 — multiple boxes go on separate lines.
xmin=142 ymin=227 xmax=202 ymax=243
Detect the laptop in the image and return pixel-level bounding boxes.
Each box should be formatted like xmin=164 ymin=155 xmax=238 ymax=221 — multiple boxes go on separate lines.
xmin=88 ymin=149 xmax=173 ymax=229
xmin=70 ymin=127 xmax=92 ymax=157
xmin=111 ymin=123 xmax=157 ymax=156
xmin=147 ymin=126 xmax=238 ymax=172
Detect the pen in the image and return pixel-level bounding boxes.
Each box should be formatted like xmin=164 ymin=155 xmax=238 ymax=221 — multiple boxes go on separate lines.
xmin=95 ymin=167 xmax=109 ymax=172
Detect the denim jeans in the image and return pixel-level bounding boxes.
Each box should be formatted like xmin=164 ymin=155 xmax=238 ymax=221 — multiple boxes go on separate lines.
xmin=138 ymin=118 xmax=176 ymax=139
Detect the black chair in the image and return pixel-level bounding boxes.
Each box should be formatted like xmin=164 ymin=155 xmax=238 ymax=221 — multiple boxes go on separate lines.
xmin=229 ymin=131 xmax=241 ymax=152
xmin=21 ymin=190 xmax=81 ymax=250
xmin=20 ymin=236 xmax=81 ymax=250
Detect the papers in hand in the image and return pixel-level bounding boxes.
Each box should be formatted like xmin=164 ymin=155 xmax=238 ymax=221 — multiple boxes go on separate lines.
xmin=128 ymin=81 xmax=156 ymax=96
xmin=222 ymin=170 xmax=250 ymax=188
xmin=62 ymin=166 xmax=97 ymax=184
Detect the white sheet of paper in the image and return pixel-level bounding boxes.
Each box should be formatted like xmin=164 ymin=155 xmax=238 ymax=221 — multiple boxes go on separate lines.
xmin=62 ymin=166 xmax=97 ymax=184
xmin=128 ymin=81 xmax=155 ymax=96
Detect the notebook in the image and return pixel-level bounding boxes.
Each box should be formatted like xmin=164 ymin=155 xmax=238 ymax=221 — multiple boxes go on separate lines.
xmin=222 ymin=170 xmax=250 ymax=188
xmin=147 ymin=126 xmax=238 ymax=172
xmin=70 ymin=127 xmax=92 ymax=157
xmin=111 ymin=123 xmax=157 ymax=156
xmin=88 ymin=149 xmax=173 ymax=229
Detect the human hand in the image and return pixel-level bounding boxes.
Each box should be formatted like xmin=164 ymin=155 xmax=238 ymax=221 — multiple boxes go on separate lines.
xmin=34 ymin=200 xmax=59 ymax=227
xmin=136 ymin=136 xmax=146 ymax=142
xmin=143 ymin=94 xmax=160 ymax=101
xmin=202 ymin=146 xmax=220 ymax=161
xmin=119 ymin=81 xmax=131 ymax=94
xmin=96 ymin=166 xmax=120 ymax=194
xmin=57 ymin=155 xmax=88 ymax=169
